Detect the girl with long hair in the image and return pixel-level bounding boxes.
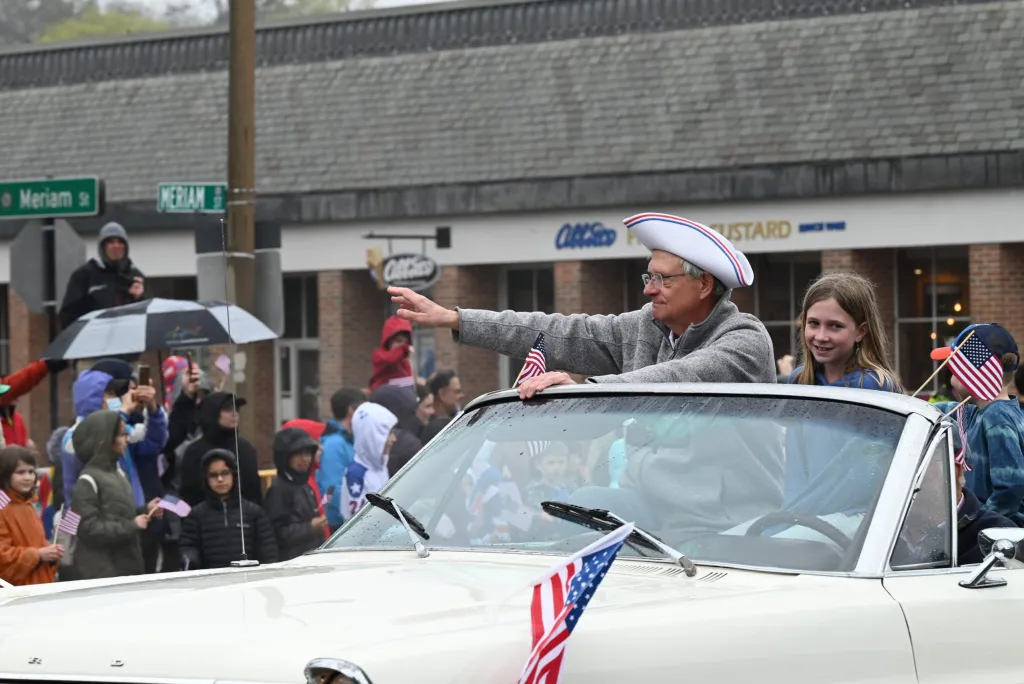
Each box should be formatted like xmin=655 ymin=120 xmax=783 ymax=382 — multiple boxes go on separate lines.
xmin=789 ymin=271 xmax=901 ymax=392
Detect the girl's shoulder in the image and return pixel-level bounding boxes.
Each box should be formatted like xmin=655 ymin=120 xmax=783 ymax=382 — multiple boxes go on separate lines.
xmin=847 ymin=368 xmax=901 ymax=393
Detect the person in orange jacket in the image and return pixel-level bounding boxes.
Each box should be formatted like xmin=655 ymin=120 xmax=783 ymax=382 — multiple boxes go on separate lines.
xmin=0 ymin=359 xmax=69 ymax=448
xmin=0 ymin=446 xmax=62 ymax=585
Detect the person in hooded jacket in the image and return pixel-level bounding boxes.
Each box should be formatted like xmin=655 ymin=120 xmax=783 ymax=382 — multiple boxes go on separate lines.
xmin=342 ymin=403 xmax=398 ymax=522
xmin=64 ymin=411 xmax=160 ymax=581
xmin=59 ymin=221 xmax=148 ymax=328
xmin=179 ymin=392 xmax=261 ymax=509
xmin=180 ymin=449 xmax=278 ymax=569
xmin=369 ymin=316 xmax=416 ymax=392
xmin=369 ymin=385 xmax=423 ymax=477
xmin=264 ymin=427 xmax=327 ymax=561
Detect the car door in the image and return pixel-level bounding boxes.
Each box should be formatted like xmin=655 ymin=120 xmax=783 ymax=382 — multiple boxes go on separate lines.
xmin=882 ymin=425 xmax=1024 ymax=682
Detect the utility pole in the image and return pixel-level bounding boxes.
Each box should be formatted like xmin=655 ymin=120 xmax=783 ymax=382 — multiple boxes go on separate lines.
xmin=226 ymin=0 xmax=257 ymax=445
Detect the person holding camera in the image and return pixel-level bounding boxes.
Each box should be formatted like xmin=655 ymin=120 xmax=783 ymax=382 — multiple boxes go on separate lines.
xmin=59 ymin=222 xmax=148 ymax=329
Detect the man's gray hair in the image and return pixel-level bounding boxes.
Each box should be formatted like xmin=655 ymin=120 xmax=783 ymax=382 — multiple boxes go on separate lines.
xmin=680 ymin=258 xmax=728 ymax=299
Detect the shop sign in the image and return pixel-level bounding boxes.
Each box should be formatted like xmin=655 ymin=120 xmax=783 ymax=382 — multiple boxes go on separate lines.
xmin=627 ymin=219 xmax=822 ymax=245
xmin=380 ymin=253 xmax=440 ymax=291
xmin=555 ymin=221 xmax=617 ymax=249
xmin=798 ymin=221 xmax=846 ymax=233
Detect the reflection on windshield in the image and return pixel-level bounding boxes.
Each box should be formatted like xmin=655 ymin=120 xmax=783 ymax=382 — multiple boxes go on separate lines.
xmin=325 ymin=394 xmax=906 ymax=573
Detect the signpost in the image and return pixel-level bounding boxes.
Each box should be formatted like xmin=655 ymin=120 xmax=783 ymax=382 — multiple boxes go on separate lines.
xmin=157 ymin=183 xmax=228 ymax=213
xmin=0 ymin=177 xmax=103 ymax=220
xmin=1 ymin=175 xmax=104 ymax=430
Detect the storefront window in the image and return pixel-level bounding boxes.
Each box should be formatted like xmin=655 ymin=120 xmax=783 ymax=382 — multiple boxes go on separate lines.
xmin=895 ymin=247 xmax=970 ymax=396
xmin=745 ymin=253 xmax=822 ymax=362
xmin=501 ymin=266 xmax=554 ymax=385
xmin=279 ymin=273 xmax=320 ymax=422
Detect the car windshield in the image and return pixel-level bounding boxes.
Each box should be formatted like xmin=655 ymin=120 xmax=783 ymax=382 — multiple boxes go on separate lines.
xmin=325 ymin=393 xmax=908 ymax=573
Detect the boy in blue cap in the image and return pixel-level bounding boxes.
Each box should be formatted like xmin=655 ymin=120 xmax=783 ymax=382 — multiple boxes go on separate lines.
xmin=932 ymin=324 xmax=1024 ymax=526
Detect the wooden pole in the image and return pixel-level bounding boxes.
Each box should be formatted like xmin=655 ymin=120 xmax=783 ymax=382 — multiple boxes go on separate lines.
xmin=226 ymin=0 xmax=257 ymax=444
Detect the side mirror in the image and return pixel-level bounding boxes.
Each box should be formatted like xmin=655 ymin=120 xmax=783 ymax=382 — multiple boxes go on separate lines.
xmin=959 ymin=527 xmax=1024 ymax=589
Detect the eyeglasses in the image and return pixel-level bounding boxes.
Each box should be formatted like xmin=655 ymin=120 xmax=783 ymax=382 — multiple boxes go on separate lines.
xmin=641 ymin=271 xmax=688 ymax=289
xmin=207 ymin=470 xmax=233 ymax=481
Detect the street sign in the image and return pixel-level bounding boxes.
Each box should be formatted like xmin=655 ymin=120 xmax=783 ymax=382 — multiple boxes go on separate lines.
xmin=0 ymin=177 xmax=103 ymax=220
xmin=10 ymin=219 xmax=87 ymax=314
xmin=157 ymin=182 xmax=228 ymax=213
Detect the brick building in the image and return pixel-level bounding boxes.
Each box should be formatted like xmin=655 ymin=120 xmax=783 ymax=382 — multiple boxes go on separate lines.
xmin=0 ymin=0 xmax=1021 ymax=459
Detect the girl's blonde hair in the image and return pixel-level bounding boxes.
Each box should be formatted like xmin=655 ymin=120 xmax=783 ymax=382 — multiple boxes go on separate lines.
xmin=794 ymin=272 xmax=901 ymax=391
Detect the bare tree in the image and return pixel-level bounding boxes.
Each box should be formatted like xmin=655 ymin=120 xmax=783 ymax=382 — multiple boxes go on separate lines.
xmin=0 ymin=0 xmax=91 ymax=46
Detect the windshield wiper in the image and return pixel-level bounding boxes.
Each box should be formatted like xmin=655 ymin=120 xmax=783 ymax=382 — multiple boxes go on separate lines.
xmin=366 ymin=493 xmax=430 ymax=559
xmin=541 ymin=501 xmax=697 ymax=577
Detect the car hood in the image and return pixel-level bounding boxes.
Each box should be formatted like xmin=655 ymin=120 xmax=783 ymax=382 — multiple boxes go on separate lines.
xmin=0 ymin=551 xmax=901 ymax=683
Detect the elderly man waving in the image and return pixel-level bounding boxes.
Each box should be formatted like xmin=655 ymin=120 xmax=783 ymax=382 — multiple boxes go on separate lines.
xmin=390 ymin=213 xmax=775 ymax=395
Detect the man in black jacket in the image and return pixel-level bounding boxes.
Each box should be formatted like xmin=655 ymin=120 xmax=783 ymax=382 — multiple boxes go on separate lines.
xmin=59 ymin=221 xmax=148 ymax=328
xmin=180 ymin=449 xmax=278 ymax=570
xmin=264 ymin=427 xmax=327 ymax=561
xmin=179 ymin=392 xmax=262 ymax=508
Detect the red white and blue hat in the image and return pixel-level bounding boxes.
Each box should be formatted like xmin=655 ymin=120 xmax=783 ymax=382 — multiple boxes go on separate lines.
xmin=623 ymin=213 xmax=754 ymax=289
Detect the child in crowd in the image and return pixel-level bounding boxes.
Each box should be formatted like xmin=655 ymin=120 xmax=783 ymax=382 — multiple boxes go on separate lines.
xmin=264 ymin=427 xmax=327 ymax=561
xmin=180 ymin=449 xmax=278 ymax=570
xmin=932 ymin=324 xmax=1024 ymax=525
xmin=0 ymin=446 xmax=61 ymax=585
xmin=788 ymin=272 xmax=901 ymax=391
xmin=342 ymin=403 xmax=397 ymax=522
xmin=525 ymin=442 xmax=570 ymax=508
xmin=369 ymin=316 xmax=415 ymax=392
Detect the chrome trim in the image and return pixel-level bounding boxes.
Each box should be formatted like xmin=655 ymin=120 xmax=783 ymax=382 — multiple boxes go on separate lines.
xmin=461 ymin=382 xmax=945 ymax=421
xmin=305 ymin=657 xmax=373 ymax=684
xmin=959 ymin=538 xmax=1015 ymax=589
xmin=854 ymin=413 xmax=936 ymax=575
xmin=878 ymin=418 xmax=952 ymax=574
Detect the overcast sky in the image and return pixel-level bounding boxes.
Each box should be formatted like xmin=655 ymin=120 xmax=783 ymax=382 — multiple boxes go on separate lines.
xmin=105 ymin=0 xmax=452 ymax=20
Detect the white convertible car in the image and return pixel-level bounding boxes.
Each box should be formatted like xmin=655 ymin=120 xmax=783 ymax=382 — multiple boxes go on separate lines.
xmin=1 ymin=383 xmax=1022 ymax=684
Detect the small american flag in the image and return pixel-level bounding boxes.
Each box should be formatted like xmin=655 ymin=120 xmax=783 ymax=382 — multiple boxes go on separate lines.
xmin=949 ymin=335 xmax=1004 ymax=401
xmin=526 ymin=441 xmax=550 ymax=459
xmin=58 ymin=509 xmax=81 ymax=536
xmin=0 ymin=490 xmax=9 ymax=511
xmin=955 ymin=407 xmax=973 ymax=472
xmin=517 ymin=522 xmax=634 ymax=684
xmin=156 ymin=495 xmax=192 ymax=518
xmin=514 ymin=333 xmax=548 ymax=388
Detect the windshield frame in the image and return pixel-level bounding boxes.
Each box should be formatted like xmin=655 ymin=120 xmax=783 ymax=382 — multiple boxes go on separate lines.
xmin=324 ymin=383 xmax=942 ymax=578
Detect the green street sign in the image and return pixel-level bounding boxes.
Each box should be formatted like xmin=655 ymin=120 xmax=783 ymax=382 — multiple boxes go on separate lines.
xmin=0 ymin=177 xmax=103 ymax=220
xmin=157 ymin=182 xmax=228 ymax=213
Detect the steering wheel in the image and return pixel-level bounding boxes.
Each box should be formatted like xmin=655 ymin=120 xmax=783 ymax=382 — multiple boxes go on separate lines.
xmin=744 ymin=510 xmax=853 ymax=548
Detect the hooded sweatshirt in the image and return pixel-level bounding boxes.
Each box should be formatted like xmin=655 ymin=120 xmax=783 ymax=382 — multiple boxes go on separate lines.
xmin=65 ymin=411 xmax=145 ymax=580
xmin=59 ymin=222 xmax=148 ymax=328
xmin=342 ymin=403 xmax=398 ymax=522
xmin=61 ymin=369 xmax=168 ymax=509
xmin=369 ymin=385 xmax=423 ymax=476
xmin=179 ymin=449 xmax=278 ymax=569
xmin=282 ymin=419 xmax=330 ymax=540
xmin=0 ymin=487 xmax=55 ymax=586
xmin=369 ymin=316 xmax=415 ymax=391
xmin=264 ymin=428 xmax=323 ymax=561
xmin=454 ymin=293 xmax=775 ymax=385
xmin=179 ymin=392 xmax=262 ymax=508
xmin=317 ymin=418 xmax=356 ymax=530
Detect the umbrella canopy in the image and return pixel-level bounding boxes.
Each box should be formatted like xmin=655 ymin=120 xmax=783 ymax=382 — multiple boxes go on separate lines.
xmin=42 ymin=299 xmax=278 ymax=361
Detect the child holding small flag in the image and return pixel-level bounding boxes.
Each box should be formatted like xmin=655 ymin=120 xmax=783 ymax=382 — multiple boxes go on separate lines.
xmin=932 ymin=324 xmax=1024 ymax=525
xmin=0 ymin=446 xmax=62 ymax=585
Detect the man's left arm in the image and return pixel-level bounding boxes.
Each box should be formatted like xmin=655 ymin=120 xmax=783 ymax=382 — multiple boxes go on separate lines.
xmin=587 ymin=324 xmax=775 ymax=385
xmin=979 ymin=420 xmax=1024 ymax=519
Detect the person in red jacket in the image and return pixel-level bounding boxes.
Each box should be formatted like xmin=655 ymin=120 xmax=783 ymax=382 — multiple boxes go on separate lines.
xmin=369 ymin=316 xmax=415 ymax=392
xmin=0 ymin=360 xmax=68 ymax=447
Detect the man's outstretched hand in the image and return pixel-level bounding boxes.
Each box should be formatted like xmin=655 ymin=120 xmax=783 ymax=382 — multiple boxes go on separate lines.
xmin=388 ymin=287 xmax=460 ymax=330
xmin=516 ymin=371 xmax=577 ymax=399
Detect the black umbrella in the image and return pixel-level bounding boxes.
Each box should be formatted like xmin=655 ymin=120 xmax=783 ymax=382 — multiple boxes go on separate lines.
xmin=42 ymin=298 xmax=278 ymax=360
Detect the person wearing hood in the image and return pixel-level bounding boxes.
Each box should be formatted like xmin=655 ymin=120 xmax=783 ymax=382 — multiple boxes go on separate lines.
xmin=61 ymin=359 xmax=168 ymax=522
xmin=342 ymin=403 xmax=398 ymax=523
xmin=179 ymin=392 xmax=261 ymax=509
xmin=282 ymin=419 xmax=331 ymax=541
xmin=369 ymin=316 xmax=416 ymax=392
xmin=59 ymin=221 xmax=148 ymax=328
xmin=63 ymin=411 xmax=160 ymax=581
xmin=264 ymin=427 xmax=327 ymax=561
xmin=368 ymin=385 xmax=423 ymax=477
xmin=180 ymin=449 xmax=278 ymax=569
xmin=318 ymin=388 xmax=365 ymax=533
